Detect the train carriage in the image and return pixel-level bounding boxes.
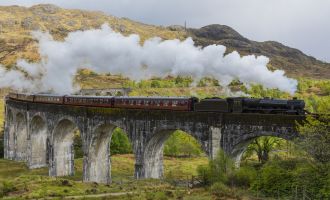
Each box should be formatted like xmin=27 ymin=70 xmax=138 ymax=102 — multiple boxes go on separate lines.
xmin=17 ymin=93 xmax=35 ymax=102
xmin=35 ymin=94 xmax=65 ymax=105
xmin=113 ymin=97 xmax=198 ymax=111
xmin=64 ymin=95 xmax=114 ymax=107
xmin=8 ymin=91 xmax=18 ymax=100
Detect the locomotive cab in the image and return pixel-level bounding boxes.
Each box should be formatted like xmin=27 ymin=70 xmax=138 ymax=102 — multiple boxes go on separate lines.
xmin=226 ymin=97 xmax=244 ymax=113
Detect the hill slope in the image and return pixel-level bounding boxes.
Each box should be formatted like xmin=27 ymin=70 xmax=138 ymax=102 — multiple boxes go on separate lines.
xmin=0 ymin=4 xmax=329 ymax=79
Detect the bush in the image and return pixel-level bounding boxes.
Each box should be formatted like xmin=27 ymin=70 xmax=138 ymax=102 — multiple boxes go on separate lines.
xmin=210 ymin=182 xmax=231 ymax=197
xmin=89 ymin=71 xmax=98 ymax=76
xmin=165 ymin=170 xmax=176 ymax=186
xmin=233 ymin=166 xmax=257 ymax=187
xmin=151 ymin=80 xmax=161 ymax=88
xmin=1 ymin=181 xmax=17 ymax=195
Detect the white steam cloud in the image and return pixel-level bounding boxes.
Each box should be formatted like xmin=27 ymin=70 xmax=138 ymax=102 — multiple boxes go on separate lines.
xmin=0 ymin=24 xmax=297 ymax=94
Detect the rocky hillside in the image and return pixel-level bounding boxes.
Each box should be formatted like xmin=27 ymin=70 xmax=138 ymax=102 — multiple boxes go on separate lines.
xmin=0 ymin=4 xmax=329 ymax=79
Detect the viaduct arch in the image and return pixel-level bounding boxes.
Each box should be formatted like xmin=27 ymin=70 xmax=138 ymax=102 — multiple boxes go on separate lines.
xmin=3 ymin=98 xmax=305 ymax=183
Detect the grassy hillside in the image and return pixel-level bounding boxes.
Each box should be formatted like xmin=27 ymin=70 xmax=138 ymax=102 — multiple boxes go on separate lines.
xmin=0 ymin=4 xmax=329 ymax=79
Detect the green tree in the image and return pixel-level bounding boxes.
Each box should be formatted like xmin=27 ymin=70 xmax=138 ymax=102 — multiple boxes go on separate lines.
xmin=180 ymin=141 xmax=196 ymax=157
xmin=164 ymin=145 xmax=170 ymax=156
xmin=297 ymin=81 xmax=308 ymax=93
xmin=245 ymin=136 xmax=282 ymax=163
xmin=110 ymin=128 xmax=133 ymax=155
xmin=151 ymin=80 xmax=161 ymax=88
xmin=170 ymin=144 xmax=179 ymax=157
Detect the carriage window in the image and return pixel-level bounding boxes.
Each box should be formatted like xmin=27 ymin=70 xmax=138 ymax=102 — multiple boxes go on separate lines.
xmin=129 ymin=100 xmax=134 ymax=105
xmin=137 ymin=100 xmax=141 ymax=105
xmin=122 ymin=100 xmax=126 ymax=105
xmin=185 ymin=101 xmax=188 ymax=105
xmin=150 ymin=101 xmax=153 ymax=105
xmin=89 ymin=99 xmax=93 ymax=103
xmin=94 ymin=99 xmax=98 ymax=103
xmin=78 ymin=98 xmax=82 ymax=103
xmin=69 ymin=98 xmax=72 ymax=102
xmin=99 ymin=99 xmax=103 ymax=104
xmin=180 ymin=101 xmax=184 ymax=106
xmin=163 ymin=101 xmax=169 ymax=106
xmin=172 ymin=101 xmax=178 ymax=106
xmin=83 ymin=99 xmax=86 ymax=103
xmin=144 ymin=100 xmax=149 ymax=105
xmin=155 ymin=101 xmax=160 ymax=106
xmin=74 ymin=98 xmax=78 ymax=103
xmin=117 ymin=100 xmax=121 ymax=104
xmin=104 ymin=99 xmax=109 ymax=104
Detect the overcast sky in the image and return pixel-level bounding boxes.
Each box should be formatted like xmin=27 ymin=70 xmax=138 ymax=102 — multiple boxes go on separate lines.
xmin=1 ymin=0 xmax=329 ymax=62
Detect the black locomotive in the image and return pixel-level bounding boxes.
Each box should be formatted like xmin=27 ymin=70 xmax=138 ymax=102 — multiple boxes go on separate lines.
xmin=194 ymin=97 xmax=307 ymax=115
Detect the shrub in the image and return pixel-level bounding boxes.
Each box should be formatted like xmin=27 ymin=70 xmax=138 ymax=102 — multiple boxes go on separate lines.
xmin=1 ymin=180 xmax=17 ymax=195
xmin=233 ymin=166 xmax=257 ymax=187
xmin=151 ymin=80 xmax=161 ymax=88
xmin=89 ymin=71 xmax=98 ymax=76
xmin=210 ymin=182 xmax=231 ymax=197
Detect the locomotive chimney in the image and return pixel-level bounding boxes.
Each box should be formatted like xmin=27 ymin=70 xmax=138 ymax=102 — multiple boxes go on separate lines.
xmin=264 ymin=97 xmax=270 ymax=99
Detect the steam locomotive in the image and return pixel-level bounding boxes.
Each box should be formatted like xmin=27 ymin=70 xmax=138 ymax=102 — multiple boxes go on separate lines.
xmin=8 ymin=91 xmax=307 ymax=115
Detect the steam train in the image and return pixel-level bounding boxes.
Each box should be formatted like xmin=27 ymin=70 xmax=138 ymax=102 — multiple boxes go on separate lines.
xmin=8 ymin=91 xmax=307 ymax=115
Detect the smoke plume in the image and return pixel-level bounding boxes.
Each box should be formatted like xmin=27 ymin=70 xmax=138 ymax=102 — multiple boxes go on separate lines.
xmin=0 ymin=24 xmax=297 ymax=94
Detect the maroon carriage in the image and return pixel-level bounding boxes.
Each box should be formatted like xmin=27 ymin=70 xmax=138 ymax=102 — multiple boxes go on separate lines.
xmin=64 ymin=95 xmax=114 ymax=107
xmin=34 ymin=94 xmax=64 ymax=105
xmin=113 ymin=97 xmax=198 ymax=111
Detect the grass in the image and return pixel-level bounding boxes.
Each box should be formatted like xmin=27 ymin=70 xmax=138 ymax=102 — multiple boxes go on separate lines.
xmin=0 ymin=154 xmax=212 ymax=199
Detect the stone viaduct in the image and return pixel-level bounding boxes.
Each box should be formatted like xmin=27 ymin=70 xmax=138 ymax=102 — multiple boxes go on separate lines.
xmin=78 ymin=88 xmax=132 ymax=96
xmin=3 ymin=98 xmax=305 ymax=183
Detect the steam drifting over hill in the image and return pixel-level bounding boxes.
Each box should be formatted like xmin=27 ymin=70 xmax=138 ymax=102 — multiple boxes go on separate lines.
xmin=0 ymin=24 xmax=297 ymax=94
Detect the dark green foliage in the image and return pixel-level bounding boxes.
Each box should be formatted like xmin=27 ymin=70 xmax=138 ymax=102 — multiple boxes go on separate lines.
xmin=74 ymin=146 xmax=84 ymax=159
xmin=123 ymin=75 xmax=195 ymax=88
xmin=318 ymin=80 xmax=330 ymax=95
xmin=5 ymin=62 xmax=18 ymax=71
xmin=165 ymin=170 xmax=176 ymax=186
xmin=210 ymin=182 xmax=232 ymax=197
xmin=170 ymin=144 xmax=179 ymax=157
xmin=110 ymin=128 xmax=133 ymax=155
xmin=89 ymin=71 xmax=98 ymax=76
xmin=164 ymin=130 xmax=203 ymax=157
xmin=1 ymin=180 xmax=17 ymax=196
xmin=73 ymin=129 xmax=83 ymax=159
xmin=297 ymin=81 xmax=308 ymax=93
xmin=229 ymin=78 xmax=243 ymax=86
xmin=233 ymin=166 xmax=257 ymax=187
xmin=250 ymin=157 xmax=297 ymax=197
xmin=151 ymin=80 xmax=161 ymax=88
xmin=197 ymin=77 xmax=219 ymax=87
xmin=244 ymin=136 xmax=282 ymax=163
xmin=241 ymin=83 xmax=284 ymax=98
xmin=196 ymin=150 xmax=234 ymax=186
